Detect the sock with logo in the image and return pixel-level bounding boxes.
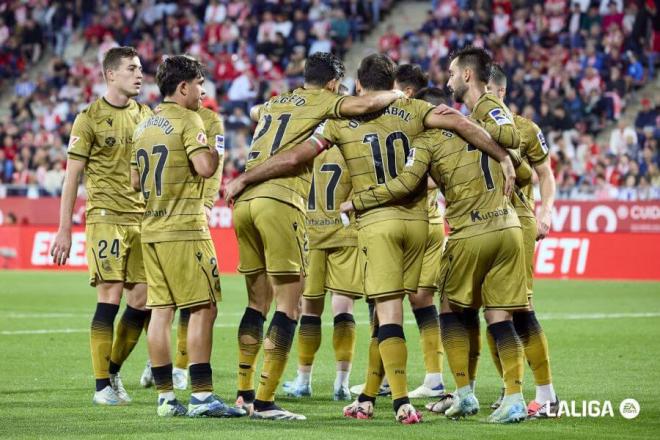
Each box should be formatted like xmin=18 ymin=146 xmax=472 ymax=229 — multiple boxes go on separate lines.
xmin=513 ymin=310 xmax=555 ymax=402
xmin=378 ymin=324 xmax=408 ymax=402
xmin=255 ymin=311 xmax=297 ymax=403
xmin=109 ymin=305 xmax=149 ymax=375
xmin=333 ymin=312 xmax=356 ymax=367
xmin=91 ymin=302 xmax=119 ymax=391
xmin=488 ymin=320 xmax=524 ymax=396
xmin=297 ymin=315 xmax=322 ymax=371
xmin=439 ymin=312 xmax=470 ymax=390
xmin=237 ymin=307 xmax=266 ymax=396
xmin=413 ymin=305 xmax=443 ymax=377
xmin=462 ymin=308 xmax=481 ymax=388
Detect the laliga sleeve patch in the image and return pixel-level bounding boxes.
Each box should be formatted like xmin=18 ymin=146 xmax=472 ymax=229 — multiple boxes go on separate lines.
xmin=215 ymin=135 xmax=225 ymax=154
xmin=197 ymin=131 xmax=208 ymax=145
xmin=405 ymin=148 xmax=416 ymax=167
xmin=488 ymin=108 xmax=512 ymax=126
xmin=537 ymin=131 xmax=548 ymax=153
xmin=314 ymin=120 xmax=327 ymax=136
xmin=67 ymin=136 xmax=80 ymax=150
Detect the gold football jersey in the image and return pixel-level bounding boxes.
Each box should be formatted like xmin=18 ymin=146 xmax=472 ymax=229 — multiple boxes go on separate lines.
xmin=197 ymin=107 xmax=225 ymax=208
xmin=67 ymin=97 xmax=152 ymax=224
xmin=306 ymin=146 xmax=357 ymax=249
xmin=237 ymin=87 xmax=347 ymax=213
xmin=318 ymin=97 xmax=435 ymax=228
xmin=353 ymin=128 xmax=520 ymax=239
xmin=512 ymin=114 xmax=549 ymax=218
xmin=427 ymin=188 xmax=443 ymax=225
xmin=471 ymin=92 xmax=520 ymax=150
xmin=131 ymin=102 xmax=212 ymax=243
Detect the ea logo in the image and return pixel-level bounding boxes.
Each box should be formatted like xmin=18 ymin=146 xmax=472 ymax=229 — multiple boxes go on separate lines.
xmin=619 ymin=399 xmax=640 ymax=419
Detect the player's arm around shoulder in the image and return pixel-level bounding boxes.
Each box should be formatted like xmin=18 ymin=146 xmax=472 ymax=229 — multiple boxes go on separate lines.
xmin=347 ymin=136 xmax=432 ymax=212
xmin=337 ymin=89 xmax=406 ymax=117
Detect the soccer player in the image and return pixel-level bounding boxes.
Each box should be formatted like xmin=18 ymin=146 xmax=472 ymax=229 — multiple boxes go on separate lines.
xmin=228 ymin=52 xmax=405 ymax=421
xmin=280 ymin=85 xmax=361 ymax=402
xmin=488 ymin=64 xmax=559 ymax=417
xmin=341 ymin=87 xmax=529 ymax=424
xmin=131 ymin=55 xmax=243 ymax=418
xmin=139 ymin=103 xmax=224 ymax=392
xmin=445 ymin=46 xmax=523 ymax=394
xmin=225 ymin=54 xmax=516 ymax=424
xmin=396 ymin=65 xmax=448 ymax=399
xmin=51 ymin=47 xmax=152 ymax=406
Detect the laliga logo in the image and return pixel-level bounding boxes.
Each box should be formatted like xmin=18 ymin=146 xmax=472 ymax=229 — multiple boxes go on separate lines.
xmin=546 ymin=399 xmax=640 ymax=419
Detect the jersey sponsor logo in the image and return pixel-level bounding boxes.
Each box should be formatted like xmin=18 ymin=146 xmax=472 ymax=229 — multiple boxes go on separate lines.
xmin=197 ymin=131 xmax=207 ymax=145
xmin=470 ymin=207 xmax=510 ymax=222
xmin=215 ymin=135 xmax=225 ymax=154
xmin=67 ymin=136 xmax=80 ymax=150
xmin=488 ymin=108 xmax=512 ymax=126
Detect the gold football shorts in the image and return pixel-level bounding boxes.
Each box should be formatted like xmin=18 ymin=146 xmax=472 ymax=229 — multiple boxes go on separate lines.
xmin=418 ymin=223 xmax=445 ymax=290
xmin=438 ymin=227 xmax=528 ymax=310
xmin=85 ymin=223 xmax=145 ymax=287
xmin=359 ymin=219 xmax=428 ymax=300
xmin=233 ymin=198 xmax=308 ymax=276
xmin=143 ymin=239 xmax=221 ymax=309
xmin=304 ymin=247 xmax=363 ymax=299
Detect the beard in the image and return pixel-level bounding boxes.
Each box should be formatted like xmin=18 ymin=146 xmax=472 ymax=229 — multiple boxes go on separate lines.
xmin=450 ymin=82 xmax=468 ymax=103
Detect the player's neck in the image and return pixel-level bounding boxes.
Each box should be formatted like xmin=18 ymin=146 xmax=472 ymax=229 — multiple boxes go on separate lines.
xmin=464 ymin=85 xmax=487 ymax=112
xmin=104 ymin=89 xmax=131 ymax=108
xmin=162 ymin=95 xmax=187 ymax=108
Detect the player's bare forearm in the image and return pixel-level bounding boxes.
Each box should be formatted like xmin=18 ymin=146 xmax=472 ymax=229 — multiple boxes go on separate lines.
xmin=426 ymin=112 xmax=508 ymax=162
xmin=339 ymin=90 xmax=405 ymax=116
xmin=352 ymin=148 xmax=430 ymax=210
xmin=427 ymin=176 xmax=438 ymax=190
xmin=57 ymin=160 xmax=84 ymax=231
xmin=51 ymin=159 xmax=84 ymax=264
xmin=535 ymin=161 xmax=556 ymax=239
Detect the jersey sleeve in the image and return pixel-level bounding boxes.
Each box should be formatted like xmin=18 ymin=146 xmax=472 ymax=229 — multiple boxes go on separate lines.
xmin=472 ymin=97 xmax=520 ymax=150
xmin=524 ymin=121 xmax=549 ymax=166
xmin=321 ymin=90 xmax=347 ymax=119
xmin=316 ymin=119 xmax=341 ymax=145
xmin=203 ymin=113 xmax=225 ymax=208
xmin=67 ymin=112 xmax=95 ymax=161
xmin=183 ymin=112 xmax=210 ymax=159
xmin=352 ymin=138 xmax=432 ymax=211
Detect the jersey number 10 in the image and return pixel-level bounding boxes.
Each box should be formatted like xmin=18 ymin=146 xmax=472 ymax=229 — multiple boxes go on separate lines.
xmin=363 ymin=131 xmax=410 ymax=184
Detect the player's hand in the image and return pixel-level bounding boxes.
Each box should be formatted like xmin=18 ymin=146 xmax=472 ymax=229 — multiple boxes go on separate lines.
xmin=500 ymin=156 xmax=515 ymax=198
xmin=339 ymin=200 xmax=355 ymax=214
xmin=536 ymin=208 xmax=552 ymax=240
xmin=433 ymin=104 xmax=462 ymax=117
xmin=51 ymin=228 xmax=72 ymax=266
xmin=224 ymin=176 xmax=246 ymax=205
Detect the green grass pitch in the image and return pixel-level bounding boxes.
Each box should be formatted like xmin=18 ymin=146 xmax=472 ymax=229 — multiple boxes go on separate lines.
xmin=0 ymin=271 xmax=659 ymax=439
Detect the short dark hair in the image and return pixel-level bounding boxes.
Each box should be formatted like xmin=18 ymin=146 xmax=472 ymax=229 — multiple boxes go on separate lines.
xmin=304 ymin=52 xmax=345 ymax=86
xmin=357 ymin=53 xmax=396 ymax=91
xmin=156 ymin=55 xmax=205 ymax=97
xmin=102 ymin=46 xmax=139 ymax=74
xmin=490 ymin=64 xmax=507 ymax=87
xmin=395 ymin=64 xmax=428 ymax=94
xmin=450 ymin=46 xmax=492 ymax=83
xmin=414 ymin=87 xmax=450 ymax=106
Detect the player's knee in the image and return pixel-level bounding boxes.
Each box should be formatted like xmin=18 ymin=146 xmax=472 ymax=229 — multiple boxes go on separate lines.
xmin=96 ymin=282 xmax=123 ymax=305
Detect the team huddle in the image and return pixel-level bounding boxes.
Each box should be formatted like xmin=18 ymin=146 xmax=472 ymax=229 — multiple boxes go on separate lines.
xmin=50 ymin=45 xmax=557 ymax=425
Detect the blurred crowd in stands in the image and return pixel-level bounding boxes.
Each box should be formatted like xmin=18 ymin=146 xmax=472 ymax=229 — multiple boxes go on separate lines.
xmin=0 ymin=0 xmax=658 ymax=201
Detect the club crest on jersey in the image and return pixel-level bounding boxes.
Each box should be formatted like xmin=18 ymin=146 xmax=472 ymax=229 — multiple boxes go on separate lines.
xmin=197 ymin=131 xmax=207 ymax=145
xmin=488 ymin=108 xmax=512 ymax=126
xmin=105 ymin=137 xmax=116 ymax=147
xmin=215 ymin=135 xmax=225 ymax=154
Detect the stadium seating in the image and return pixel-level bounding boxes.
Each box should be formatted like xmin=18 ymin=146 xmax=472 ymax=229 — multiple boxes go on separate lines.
xmin=0 ymin=0 xmax=657 ymax=200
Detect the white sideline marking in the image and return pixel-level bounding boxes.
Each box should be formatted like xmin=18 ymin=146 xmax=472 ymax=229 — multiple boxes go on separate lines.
xmin=1 ymin=312 xmax=659 ymax=336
